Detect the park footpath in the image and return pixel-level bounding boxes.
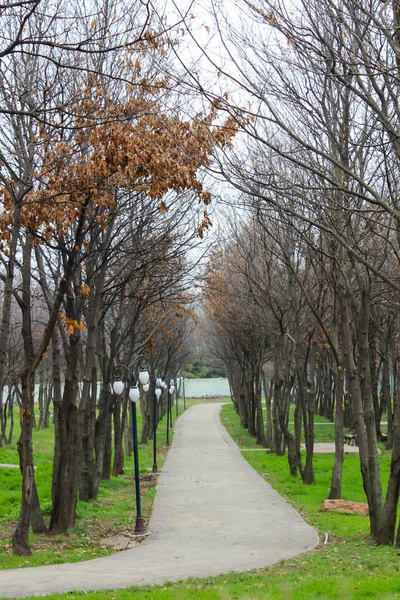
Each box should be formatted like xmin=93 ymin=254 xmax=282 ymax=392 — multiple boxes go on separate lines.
xmin=0 ymin=403 xmax=319 ymax=599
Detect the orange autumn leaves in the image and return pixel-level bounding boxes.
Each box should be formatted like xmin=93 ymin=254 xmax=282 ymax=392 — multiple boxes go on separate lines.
xmin=59 ymin=313 xmax=85 ymax=335
xmin=0 ymin=58 xmax=238 ymax=248
xmin=202 ymin=246 xmax=250 ymax=339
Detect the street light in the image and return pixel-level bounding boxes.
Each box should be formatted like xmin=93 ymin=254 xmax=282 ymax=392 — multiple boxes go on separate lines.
xmin=169 ymin=378 xmax=175 ymax=430
xmin=112 ymin=354 xmax=149 ymax=536
xmin=152 ymin=372 xmax=162 ymax=474
xmin=175 ymin=378 xmax=179 ymax=419
xmin=166 ymin=378 xmax=174 ymax=446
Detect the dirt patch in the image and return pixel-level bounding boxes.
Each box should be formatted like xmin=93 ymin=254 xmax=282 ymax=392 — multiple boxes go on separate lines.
xmin=321 ymin=499 xmax=369 ymax=516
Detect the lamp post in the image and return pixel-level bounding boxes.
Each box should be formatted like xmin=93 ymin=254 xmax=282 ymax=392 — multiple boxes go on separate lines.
xmin=166 ymin=380 xmax=171 ymax=446
xmin=169 ymin=378 xmax=175 ymax=429
xmin=152 ymin=373 xmax=162 ymax=474
xmin=112 ymin=354 xmax=149 ymax=535
xmin=175 ymin=378 xmax=179 ymax=419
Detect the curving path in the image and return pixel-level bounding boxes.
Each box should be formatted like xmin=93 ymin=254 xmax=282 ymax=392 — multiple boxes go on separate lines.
xmin=0 ymin=403 xmax=319 ymax=599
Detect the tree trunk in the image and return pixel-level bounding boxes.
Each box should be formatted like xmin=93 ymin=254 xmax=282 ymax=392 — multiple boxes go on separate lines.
xmin=329 ymin=363 xmax=344 ymax=499
xmin=383 ymin=380 xmax=400 ymax=545
xmin=382 ymin=316 xmax=400 ymax=545
xmin=79 ymin=251 xmax=108 ymax=498
xmin=38 ymin=370 xmax=44 ymax=429
xmin=50 ymin=329 xmax=82 ymax=533
xmin=370 ymin=333 xmax=382 ymax=442
xmin=140 ymin=390 xmax=152 ymax=444
xmin=303 ymin=342 xmax=316 ymax=485
xmin=273 ymin=338 xmax=285 ymax=456
xmin=13 ymin=233 xmax=43 ymax=554
xmin=125 ymin=394 xmax=133 ymax=457
xmin=7 ymin=387 xmax=15 ymax=445
xmin=102 ymin=410 xmax=113 ymax=481
xmin=112 ymin=396 xmax=125 ymax=476
xmin=16 ymin=437 xmax=46 ymax=533
xmin=357 ymin=285 xmax=384 ymax=539
xmin=381 ymin=333 xmax=393 ymax=449
xmin=272 ymin=392 xmax=283 ymax=456
xmin=255 ymin=362 xmax=266 ymax=446
xmin=294 ymin=339 xmax=305 ymax=477
xmin=12 ymin=372 xmax=35 ymax=555
xmin=246 ymin=367 xmax=256 ymax=437
xmin=339 ymin=278 xmax=371 ymax=497
xmin=263 ymin=373 xmax=274 ymax=450
xmin=0 ymin=204 xmax=21 ymax=407
xmin=93 ymin=375 xmax=113 ymax=498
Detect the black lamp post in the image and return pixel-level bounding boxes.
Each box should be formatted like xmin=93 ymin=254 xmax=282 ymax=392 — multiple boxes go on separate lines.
xmin=166 ymin=380 xmax=171 ymax=446
xmin=152 ymin=372 xmax=162 ymax=474
xmin=112 ymin=354 xmax=149 ymax=535
xmin=169 ymin=378 xmax=175 ymax=429
xmin=175 ymin=378 xmax=179 ymax=419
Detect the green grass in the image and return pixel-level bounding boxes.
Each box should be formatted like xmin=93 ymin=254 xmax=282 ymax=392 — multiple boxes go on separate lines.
xmin=221 ymin=404 xmax=393 ymax=539
xmin=2 ymin=398 xmax=399 ymax=600
xmin=5 ymin=555 xmax=400 ymax=600
xmin=0 ymin=402 xmax=176 ymax=569
xmin=272 ymin=404 xmax=388 ymax=444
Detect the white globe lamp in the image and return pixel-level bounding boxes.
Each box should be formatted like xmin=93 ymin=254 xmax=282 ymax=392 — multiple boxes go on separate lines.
xmin=113 ymin=380 xmax=125 ymax=395
xmin=129 ymin=386 xmax=140 ymax=402
xmin=139 ymin=369 xmax=150 ymax=385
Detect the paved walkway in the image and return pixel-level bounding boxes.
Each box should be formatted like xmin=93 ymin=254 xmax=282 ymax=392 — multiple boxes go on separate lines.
xmin=241 ymin=444 xmax=363 ymax=454
xmin=302 ymin=443 xmax=361 ymax=454
xmin=0 ymin=403 xmax=319 ymax=599
xmin=0 ymin=465 xmax=36 ymax=469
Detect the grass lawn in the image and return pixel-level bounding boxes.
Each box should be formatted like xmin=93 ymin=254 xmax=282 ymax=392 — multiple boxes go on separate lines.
xmin=0 ymin=403 xmax=174 ymax=569
xmin=2 ymin=399 xmax=400 ymax=600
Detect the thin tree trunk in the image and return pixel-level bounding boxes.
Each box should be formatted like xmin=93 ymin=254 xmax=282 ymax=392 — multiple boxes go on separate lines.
xmin=383 ymin=381 xmax=400 ymax=545
xmin=12 ymin=372 xmax=35 ymax=555
xmin=50 ymin=328 xmax=82 ymax=533
xmin=0 ymin=204 xmax=21 ymax=403
xmin=263 ymin=373 xmax=274 ymax=450
xmin=329 ymin=363 xmax=344 ymax=499
xmin=16 ymin=436 xmax=46 ymax=533
xmin=255 ymin=362 xmax=266 ymax=446
xmin=102 ymin=410 xmax=113 ymax=481
xmin=12 ymin=233 xmax=44 ymax=554
xmin=382 ymin=316 xmax=400 ymax=545
xmin=112 ymin=396 xmax=125 ymax=476
xmin=339 ymin=278 xmax=371 ymax=499
xmin=357 ymin=285 xmax=384 ymax=539
xmin=303 ymin=342 xmax=316 ymax=484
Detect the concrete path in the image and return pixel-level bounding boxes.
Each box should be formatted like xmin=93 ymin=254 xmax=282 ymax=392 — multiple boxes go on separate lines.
xmin=0 ymin=465 xmax=36 ymax=470
xmin=241 ymin=443 xmax=378 ymax=454
xmin=0 ymin=403 xmax=319 ymax=599
xmin=302 ymin=443 xmax=380 ymax=454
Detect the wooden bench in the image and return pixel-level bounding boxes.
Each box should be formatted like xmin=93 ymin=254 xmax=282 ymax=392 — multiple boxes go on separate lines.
xmin=344 ymin=432 xmax=357 ymax=446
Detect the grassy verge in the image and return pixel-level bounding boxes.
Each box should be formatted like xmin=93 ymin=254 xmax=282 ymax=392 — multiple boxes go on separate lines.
xmin=0 ymin=405 xmax=172 ymax=569
xmin=220 ymin=404 xmax=390 ymax=536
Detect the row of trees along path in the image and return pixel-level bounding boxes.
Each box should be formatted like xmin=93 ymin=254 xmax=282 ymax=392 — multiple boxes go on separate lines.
xmin=4 ymin=0 xmax=400 ymax=561
xmin=196 ymin=0 xmax=400 ymax=547
xmin=0 ymin=0 xmax=237 ymax=556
